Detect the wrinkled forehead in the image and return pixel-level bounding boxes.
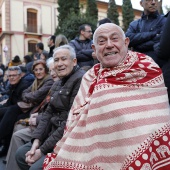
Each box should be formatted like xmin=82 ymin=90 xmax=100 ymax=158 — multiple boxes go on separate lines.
xmin=54 ymin=49 xmax=69 ymax=58
xmin=93 ymin=23 xmax=124 ymax=44
xmin=8 ymin=70 xmax=18 ymax=74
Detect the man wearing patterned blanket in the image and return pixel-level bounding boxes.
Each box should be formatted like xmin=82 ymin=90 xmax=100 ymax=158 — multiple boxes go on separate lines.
xmin=43 ymin=23 xmax=170 ymax=170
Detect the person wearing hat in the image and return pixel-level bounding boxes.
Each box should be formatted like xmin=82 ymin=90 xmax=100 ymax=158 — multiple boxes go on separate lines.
xmin=8 ymin=55 xmax=22 ymax=67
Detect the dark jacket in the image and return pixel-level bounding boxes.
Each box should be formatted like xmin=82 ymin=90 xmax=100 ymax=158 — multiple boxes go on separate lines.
xmin=126 ymin=11 xmax=166 ymax=61
xmin=155 ymin=12 xmax=170 ymax=103
xmin=22 ymin=73 xmax=35 ymax=86
xmin=69 ymin=37 xmax=94 ymax=67
xmin=32 ymin=66 xmax=85 ymax=154
xmin=21 ymin=75 xmax=54 ymax=107
xmin=48 ymin=45 xmax=55 ymax=58
xmin=3 ymin=78 xmax=31 ymax=107
xmin=0 ymin=73 xmax=34 ymax=102
xmin=26 ymin=61 xmax=34 ymax=74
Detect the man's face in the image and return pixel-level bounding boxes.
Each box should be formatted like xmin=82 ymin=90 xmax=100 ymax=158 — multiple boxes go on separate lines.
xmin=82 ymin=26 xmax=93 ymax=40
xmin=92 ymin=23 xmax=129 ymax=68
xmin=140 ymin=0 xmax=158 ymax=15
xmin=47 ymin=37 xmax=52 ymax=47
xmin=7 ymin=70 xmax=22 ymax=85
xmin=35 ymin=45 xmax=39 ymax=52
xmin=53 ymin=49 xmax=77 ymax=79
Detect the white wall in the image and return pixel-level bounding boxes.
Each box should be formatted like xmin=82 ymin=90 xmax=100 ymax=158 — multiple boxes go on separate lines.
xmin=11 ymin=1 xmax=23 ymax=31
xmin=11 ymin=35 xmax=24 ymax=60
xmin=42 ymin=6 xmax=52 ymax=34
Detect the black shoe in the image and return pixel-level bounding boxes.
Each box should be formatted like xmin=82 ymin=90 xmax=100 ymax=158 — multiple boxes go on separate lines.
xmin=0 ymin=145 xmax=8 ymax=157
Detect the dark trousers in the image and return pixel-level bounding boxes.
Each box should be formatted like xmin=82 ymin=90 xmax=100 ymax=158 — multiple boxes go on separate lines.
xmin=0 ymin=104 xmax=29 ymax=147
xmin=15 ymin=142 xmax=45 ymax=170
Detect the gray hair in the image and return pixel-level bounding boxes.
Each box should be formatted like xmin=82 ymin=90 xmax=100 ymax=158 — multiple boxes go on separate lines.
xmin=8 ymin=66 xmax=22 ymax=75
xmin=46 ymin=57 xmax=54 ymax=68
xmin=93 ymin=23 xmax=126 ymax=45
xmin=0 ymin=68 xmax=3 ymax=75
xmin=53 ymin=45 xmax=76 ymax=59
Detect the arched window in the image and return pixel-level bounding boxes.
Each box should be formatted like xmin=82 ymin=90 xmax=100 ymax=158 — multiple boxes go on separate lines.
xmin=27 ymin=9 xmax=37 ymax=33
xmin=28 ymin=40 xmax=37 ymax=54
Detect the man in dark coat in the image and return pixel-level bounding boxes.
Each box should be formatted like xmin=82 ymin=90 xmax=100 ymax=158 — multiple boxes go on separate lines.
xmin=125 ymin=0 xmax=166 ymax=62
xmin=69 ymin=24 xmax=96 ymax=68
xmin=16 ymin=45 xmax=85 ymax=170
xmin=0 ymin=66 xmax=33 ymax=156
xmin=156 ymin=12 xmax=170 ymax=104
xmin=47 ymin=35 xmax=56 ymax=58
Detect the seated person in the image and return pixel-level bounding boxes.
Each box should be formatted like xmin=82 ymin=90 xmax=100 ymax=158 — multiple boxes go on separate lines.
xmin=0 ymin=60 xmax=53 ymax=156
xmin=43 ymin=23 xmax=170 ymax=170
xmin=0 ymin=66 xmax=33 ymax=155
xmin=5 ymin=57 xmax=58 ymax=170
xmin=15 ymin=45 xmax=85 ymax=170
xmin=0 ymin=66 xmax=35 ymax=103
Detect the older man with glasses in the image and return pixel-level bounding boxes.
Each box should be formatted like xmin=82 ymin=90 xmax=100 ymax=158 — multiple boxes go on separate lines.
xmin=69 ymin=24 xmax=96 ymax=68
xmin=126 ymin=0 xmax=166 ymax=63
xmin=0 ymin=66 xmax=34 ymax=156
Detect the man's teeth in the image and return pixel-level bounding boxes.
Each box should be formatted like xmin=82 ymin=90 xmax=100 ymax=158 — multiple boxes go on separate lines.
xmin=106 ymin=52 xmax=116 ymax=56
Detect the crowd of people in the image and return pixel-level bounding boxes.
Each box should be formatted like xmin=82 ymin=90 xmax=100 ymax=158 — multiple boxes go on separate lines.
xmin=0 ymin=0 xmax=169 ymax=169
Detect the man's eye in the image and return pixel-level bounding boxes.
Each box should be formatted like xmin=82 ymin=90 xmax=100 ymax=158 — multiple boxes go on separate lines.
xmin=62 ymin=57 xmax=67 ymax=60
xmin=98 ymin=39 xmax=105 ymax=44
xmin=112 ymin=37 xmax=118 ymax=41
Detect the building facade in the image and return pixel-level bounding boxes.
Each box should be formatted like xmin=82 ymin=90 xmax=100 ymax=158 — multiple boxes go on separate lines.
xmin=0 ymin=0 xmax=141 ymax=65
xmin=0 ymin=0 xmax=58 ymax=65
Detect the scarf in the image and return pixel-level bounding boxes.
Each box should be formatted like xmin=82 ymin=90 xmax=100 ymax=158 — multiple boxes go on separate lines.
xmin=43 ymin=51 xmax=170 ymax=170
xmin=31 ymin=74 xmax=49 ymax=92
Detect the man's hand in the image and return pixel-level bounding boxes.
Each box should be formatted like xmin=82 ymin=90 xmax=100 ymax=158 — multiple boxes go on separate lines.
xmin=25 ymin=139 xmax=40 ymax=165
xmin=29 ymin=112 xmax=38 ymax=126
xmin=26 ymin=149 xmax=42 ymax=165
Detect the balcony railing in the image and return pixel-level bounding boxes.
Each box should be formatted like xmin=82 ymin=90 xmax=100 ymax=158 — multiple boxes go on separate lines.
xmin=24 ymin=24 xmax=42 ymax=34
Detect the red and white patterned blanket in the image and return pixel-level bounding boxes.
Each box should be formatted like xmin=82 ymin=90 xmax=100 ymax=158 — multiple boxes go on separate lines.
xmin=43 ymin=51 xmax=170 ymax=170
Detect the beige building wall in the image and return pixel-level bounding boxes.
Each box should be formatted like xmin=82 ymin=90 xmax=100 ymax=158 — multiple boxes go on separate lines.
xmin=11 ymin=1 xmax=24 ymax=32
xmin=0 ymin=0 xmax=141 ymax=65
xmin=0 ymin=0 xmax=58 ymax=65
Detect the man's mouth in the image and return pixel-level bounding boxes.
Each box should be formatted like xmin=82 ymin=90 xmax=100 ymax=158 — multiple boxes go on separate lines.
xmin=104 ymin=52 xmax=118 ymax=56
xmin=58 ymin=68 xmax=65 ymax=72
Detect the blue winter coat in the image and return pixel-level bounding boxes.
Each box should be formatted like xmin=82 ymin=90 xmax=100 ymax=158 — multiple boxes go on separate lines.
xmin=126 ymin=11 xmax=166 ymax=61
xmin=69 ymin=37 xmax=94 ymax=67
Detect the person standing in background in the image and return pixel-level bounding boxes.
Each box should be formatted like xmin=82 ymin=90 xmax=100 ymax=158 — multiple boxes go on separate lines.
xmin=47 ymin=35 xmax=56 ymax=58
xmin=125 ymin=0 xmax=166 ymax=62
xmin=69 ymin=24 xmax=95 ymax=68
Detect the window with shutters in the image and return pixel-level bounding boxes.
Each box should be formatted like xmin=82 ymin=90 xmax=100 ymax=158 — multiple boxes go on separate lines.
xmin=27 ymin=9 xmax=37 ymax=33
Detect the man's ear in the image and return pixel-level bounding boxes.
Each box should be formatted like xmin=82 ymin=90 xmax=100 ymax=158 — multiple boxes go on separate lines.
xmin=125 ymin=37 xmax=130 ymax=47
xmin=73 ymin=58 xmax=77 ymax=66
xmin=92 ymin=44 xmax=96 ymax=52
xmin=140 ymin=0 xmax=143 ymax=8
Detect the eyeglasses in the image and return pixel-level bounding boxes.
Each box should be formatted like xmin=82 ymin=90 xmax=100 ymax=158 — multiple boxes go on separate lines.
xmin=7 ymin=74 xmax=19 ymax=78
xmin=84 ymin=30 xmax=93 ymax=33
xmin=33 ymin=68 xmax=45 ymax=73
xmin=145 ymin=0 xmax=160 ymax=2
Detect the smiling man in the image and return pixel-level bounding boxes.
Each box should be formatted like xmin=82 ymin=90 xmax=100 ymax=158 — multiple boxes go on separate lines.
xmin=15 ymin=45 xmax=85 ymax=170
xmin=43 ymin=23 xmax=170 ymax=170
xmin=0 ymin=66 xmax=33 ymax=156
xmin=126 ymin=0 xmax=166 ymax=62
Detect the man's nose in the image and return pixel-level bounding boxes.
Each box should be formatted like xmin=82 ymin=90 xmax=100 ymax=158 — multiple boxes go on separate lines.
xmin=151 ymin=0 xmax=156 ymax=3
xmin=57 ymin=60 xmax=63 ymax=66
xmin=106 ymin=39 xmax=113 ymax=48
